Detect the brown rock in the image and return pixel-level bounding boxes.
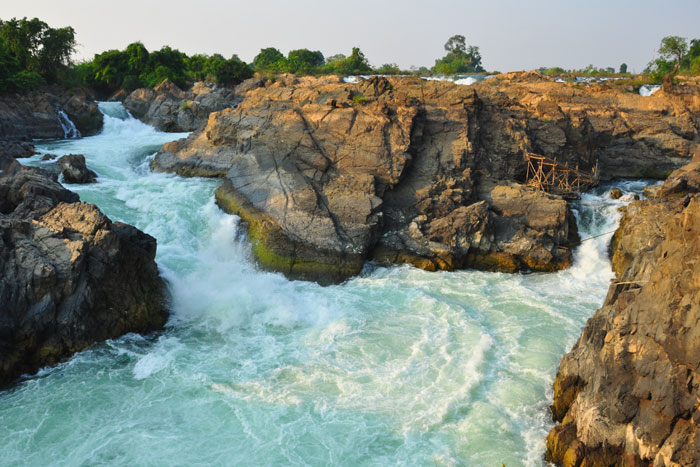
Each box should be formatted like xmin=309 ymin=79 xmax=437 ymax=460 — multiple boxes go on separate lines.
xmin=124 ymin=79 xmax=236 ymax=132
xmin=611 ymin=188 xmax=623 ymax=199
xmin=547 ymin=161 xmax=700 ymax=466
xmin=150 ymin=75 xmax=699 ymax=283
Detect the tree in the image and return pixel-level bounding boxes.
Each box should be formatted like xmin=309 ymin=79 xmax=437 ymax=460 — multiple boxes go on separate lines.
xmin=0 ymin=17 xmax=76 ymax=83
xmin=125 ymin=42 xmax=149 ymax=74
xmin=286 ymin=49 xmax=324 ymax=74
xmin=432 ymin=35 xmax=484 ymax=74
xmin=444 ymin=35 xmax=466 ymax=54
xmin=253 ymin=47 xmax=286 ymax=72
xmin=327 ymin=47 xmax=371 ymax=75
xmin=658 ymin=36 xmax=688 ymax=84
xmin=210 ymin=57 xmax=253 ymax=86
xmin=619 ymin=63 xmax=628 ymax=74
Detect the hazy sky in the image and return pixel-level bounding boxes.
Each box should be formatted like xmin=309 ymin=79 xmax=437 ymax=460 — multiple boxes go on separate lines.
xmin=3 ymin=0 xmax=699 ymax=73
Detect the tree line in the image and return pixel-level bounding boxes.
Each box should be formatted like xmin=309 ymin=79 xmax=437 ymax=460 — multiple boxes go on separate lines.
xmin=4 ymin=15 xmax=697 ymax=96
xmin=0 ymin=17 xmax=491 ymax=95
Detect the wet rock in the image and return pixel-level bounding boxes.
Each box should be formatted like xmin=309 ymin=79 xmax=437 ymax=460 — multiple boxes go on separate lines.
xmin=124 ymin=79 xmax=236 ymax=132
xmin=41 ymin=153 xmax=57 ymax=161
xmin=546 ymin=160 xmax=700 ymax=466
xmin=610 ymin=187 xmax=623 ymax=199
xmin=0 ymin=139 xmax=35 ymax=159
xmin=57 ymin=154 xmax=98 ymax=184
xmin=0 ymin=85 xmax=102 ymax=140
xmin=0 ymin=163 xmax=167 ymax=385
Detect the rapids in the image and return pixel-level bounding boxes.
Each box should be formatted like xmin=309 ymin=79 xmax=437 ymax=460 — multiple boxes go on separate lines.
xmin=0 ymin=103 xmax=651 ymax=466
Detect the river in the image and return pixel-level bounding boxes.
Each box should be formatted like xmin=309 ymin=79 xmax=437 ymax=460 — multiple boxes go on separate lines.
xmin=0 ymin=103 xmax=650 ymax=466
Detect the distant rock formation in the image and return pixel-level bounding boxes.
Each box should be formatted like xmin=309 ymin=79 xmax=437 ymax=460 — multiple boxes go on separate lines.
xmin=0 ymin=86 xmax=103 ymax=141
xmin=0 ymin=161 xmax=168 ymax=385
xmin=149 ymin=73 xmax=699 ymax=283
xmin=123 ymin=79 xmax=236 ymax=132
xmin=546 ymin=159 xmax=700 ymax=466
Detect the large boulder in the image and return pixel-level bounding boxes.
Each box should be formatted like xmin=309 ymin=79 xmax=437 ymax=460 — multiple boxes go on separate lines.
xmin=0 ymin=162 xmax=168 ymax=385
xmin=546 ymin=160 xmax=700 ymax=466
xmin=57 ymin=154 xmax=98 ymax=184
xmin=124 ymin=79 xmax=236 ymax=132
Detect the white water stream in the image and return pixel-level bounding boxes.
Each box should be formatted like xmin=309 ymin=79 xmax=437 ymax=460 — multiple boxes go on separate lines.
xmin=0 ymin=103 xmax=651 ymax=466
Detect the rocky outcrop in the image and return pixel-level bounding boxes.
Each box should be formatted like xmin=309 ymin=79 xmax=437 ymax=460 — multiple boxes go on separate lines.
xmin=124 ymin=80 xmax=236 ymax=132
xmin=0 ymin=139 xmax=36 ymax=159
xmin=0 ymin=161 xmax=168 ymax=385
xmin=150 ymin=73 xmax=699 ymax=283
xmin=56 ymin=154 xmax=98 ymax=184
xmin=546 ymin=160 xmax=700 ymax=466
xmin=0 ymin=86 xmax=103 ymax=140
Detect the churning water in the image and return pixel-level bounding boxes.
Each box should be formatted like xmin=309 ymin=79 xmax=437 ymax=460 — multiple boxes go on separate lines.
xmin=1 ymin=103 xmax=650 ymax=466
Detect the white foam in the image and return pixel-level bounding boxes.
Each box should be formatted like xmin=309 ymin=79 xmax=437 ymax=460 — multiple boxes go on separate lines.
xmin=639 ymin=84 xmax=662 ymax=96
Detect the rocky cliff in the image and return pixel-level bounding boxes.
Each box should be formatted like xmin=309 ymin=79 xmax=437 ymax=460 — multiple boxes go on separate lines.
xmin=546 ymin=160 xmax=700 ymax=466
xmin=0 ymin=86 xmax=103 ymax=142
xmin=0 ymin=161 xmax=168 ymax=385
xmin=123 ymin=79 xmax=236 ymax=132
xmin=149 ymin=73 xmax=699 ymax=283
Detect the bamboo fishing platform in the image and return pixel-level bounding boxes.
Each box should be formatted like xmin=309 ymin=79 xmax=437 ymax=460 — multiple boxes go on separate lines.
xmin=524 ymin=152 xmax=599 ymax=198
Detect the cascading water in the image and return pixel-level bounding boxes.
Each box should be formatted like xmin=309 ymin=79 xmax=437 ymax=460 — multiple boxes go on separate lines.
xmin=0 ymin=102 xmax=652 ymax=466
xmin=639 ymin=84 xmax=662 ymax=96
xmin=56 ymin=108 xmax=81 ymax=139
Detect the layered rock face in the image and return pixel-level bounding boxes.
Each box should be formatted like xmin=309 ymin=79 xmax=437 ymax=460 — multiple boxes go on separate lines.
xmin=0 ymin=86 xmax=103 ymax=141
xmin=0 ymin=161 xmax=168 ymax=384
xmin=546 ymin=161 xmax=700 ymax=466
xmin=124 ymin=79 xmax=235 ymax=132
xmin=151 ymin=73 xmax=699 ymax=283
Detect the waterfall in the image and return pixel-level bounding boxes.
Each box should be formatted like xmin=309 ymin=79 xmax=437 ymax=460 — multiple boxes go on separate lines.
xmin=639 ymin=84 xmax=662 ymax=97
xmin=56 ymin=109 xmax=81 ymax=139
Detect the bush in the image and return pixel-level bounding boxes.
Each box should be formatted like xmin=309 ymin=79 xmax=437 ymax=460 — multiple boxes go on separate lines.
xmin=8 ymin=70 xmax=46 ymax=91
xmin=121 ymin=74 xmax=143 ymax=92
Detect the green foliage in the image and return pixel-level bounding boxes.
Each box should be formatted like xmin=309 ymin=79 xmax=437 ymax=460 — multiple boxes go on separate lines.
xmin=208 ymin=56 xmax=253 ymax=86
xmin=646 ymin=36 xmax=700 ymax=82
xmin=351 ymin=93 xmax=368 ymax=105
xmin=433 ymin=35 xmax=484 ymax=74
xmin=374 ymin=63 xmax=401 ymax=75
xmin=325 ymin=47 xmax=372 ymax=75
xmin=120 ymin=74 xmax=144 ymax=92
xmin=619 ymin=63 xmax=628 ymax=74
xmin=0 ymin=16 xmax=76 ymax=91
xmin=88 ymin=43 xmax=253 ymax=94
xmin=8 ymin=70 xmax=45 ymax=91
xmin=286 ymin=49 xmax=324 ymax=74
xmin=253 ymin=47 xmax=287 ymax=72
xmin=540 ymin=66 xmax=567 ymax=76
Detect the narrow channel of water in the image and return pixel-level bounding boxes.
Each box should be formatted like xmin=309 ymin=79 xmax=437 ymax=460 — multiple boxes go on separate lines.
xmin=0 ymin=103 xmax=650 ymax=466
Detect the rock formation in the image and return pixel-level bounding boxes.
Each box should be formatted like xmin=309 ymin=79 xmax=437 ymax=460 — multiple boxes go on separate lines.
xmin=123 ymin=79 xmax=236 ymax=132
xmin=0 ymin=161 xmax=168 ymax=385
xmin=546 ymin=160 xmax=700 ymax=466
xmin=0 ymin=86 xmax=103 ymax=141
xmin=150 ymin=73 xmax=699 ymax=283
xmin=56 ymin=154 xmax=98 ymax=184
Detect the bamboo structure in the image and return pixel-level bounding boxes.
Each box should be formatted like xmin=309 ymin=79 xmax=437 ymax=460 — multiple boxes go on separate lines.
xmin=524 ymin=153 xmax=599 ymax=198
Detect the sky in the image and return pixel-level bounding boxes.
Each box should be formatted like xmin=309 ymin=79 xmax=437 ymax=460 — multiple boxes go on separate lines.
xmin=3 ymin=0 xmax=699 ymax=73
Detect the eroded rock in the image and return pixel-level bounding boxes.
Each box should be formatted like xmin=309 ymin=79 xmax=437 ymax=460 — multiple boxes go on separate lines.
xmin=546 ymin=160 xmax=700 ymax=466
xmin=0 ymin=163 xmax=167 ymax=385
xmin=124 ymin=79 xmax=236 ymax=132
xmin=150 ymin=74 xmax=699 ymax=283
xmin=57 ymin=154 xmax=98 ymax=184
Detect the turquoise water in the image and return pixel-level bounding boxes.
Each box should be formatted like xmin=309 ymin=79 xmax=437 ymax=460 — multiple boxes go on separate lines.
xmin=1 ymin=103 xmax=648 ymax=466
